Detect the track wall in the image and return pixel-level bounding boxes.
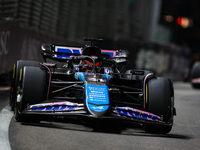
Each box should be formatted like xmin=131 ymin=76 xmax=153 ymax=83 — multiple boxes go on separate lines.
xmin=0 ymin=21 xmax=190 ymax=81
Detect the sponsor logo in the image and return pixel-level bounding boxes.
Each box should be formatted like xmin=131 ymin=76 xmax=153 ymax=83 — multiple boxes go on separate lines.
xmin=55 ymin=46 xmax=82 ymax=58
xmin=91 ymin=106 xmax=104 ymax=110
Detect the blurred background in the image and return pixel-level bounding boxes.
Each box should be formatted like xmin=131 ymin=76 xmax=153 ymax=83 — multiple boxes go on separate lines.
xmin=0 ymin=0 xmax=199 ymax=84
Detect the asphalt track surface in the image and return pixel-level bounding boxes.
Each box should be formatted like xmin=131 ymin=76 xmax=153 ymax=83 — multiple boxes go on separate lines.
xmin=0 ymin=82 xmax=200 ymax=150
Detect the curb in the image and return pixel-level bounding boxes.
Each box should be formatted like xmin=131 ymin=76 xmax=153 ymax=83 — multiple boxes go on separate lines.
xmin=0 ymin=84 xmax=11 ymax=93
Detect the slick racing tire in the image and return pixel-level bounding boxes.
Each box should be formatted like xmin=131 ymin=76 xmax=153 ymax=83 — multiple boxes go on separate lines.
xmin=10 ymin=60 xmax=41 ymax=111
xmin=190 ymin=61 xmax=200 ymax=89
xmin=144 ymin=77 xmax=174 ymax=134
xmin=15 ymin=66 xmax=47 ymax=122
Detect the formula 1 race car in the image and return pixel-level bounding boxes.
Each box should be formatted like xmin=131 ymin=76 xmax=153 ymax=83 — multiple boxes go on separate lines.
xmin=190 ymin=61 xmax=200 ymax=88
xmin=10 ymin=38 xmax=176 ymax=134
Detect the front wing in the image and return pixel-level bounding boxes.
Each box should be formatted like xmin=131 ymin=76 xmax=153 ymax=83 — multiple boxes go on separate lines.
xmin=19 ymin=101 xmax=172 ymax=126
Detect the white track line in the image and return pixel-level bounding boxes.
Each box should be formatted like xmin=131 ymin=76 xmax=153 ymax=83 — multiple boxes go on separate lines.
xmin=0 ymin=106 xmax=13 ymax=150
xmin=0 ymin=87 xmax=11 ymax=91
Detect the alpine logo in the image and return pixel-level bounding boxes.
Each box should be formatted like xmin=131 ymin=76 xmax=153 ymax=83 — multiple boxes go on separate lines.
xmin=91 ymin=106 xmax=104 ymax=110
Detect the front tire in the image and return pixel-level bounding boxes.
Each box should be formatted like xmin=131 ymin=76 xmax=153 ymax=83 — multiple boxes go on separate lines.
xmin=10 ymin=60 xmax=41 ymax=110
xmin=144 ymin=77 xmax=174 ymax=134
xmin=15 ymin=66 xmax=47 ymax=122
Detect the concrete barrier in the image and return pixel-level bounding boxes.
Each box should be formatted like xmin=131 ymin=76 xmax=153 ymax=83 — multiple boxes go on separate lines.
xmin=134 ymin=44 xmax=190 ymax=81
xmin=0 ymin=21 xmax=77 ymax=75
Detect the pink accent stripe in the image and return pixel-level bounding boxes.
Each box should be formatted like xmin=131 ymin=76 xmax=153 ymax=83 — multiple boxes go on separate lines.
xmin=41 ymin=64 xmax=51 ymax=100
xmin=143 ymin=73 xmax=154 ymax=109
xmin=101 ymin=49 xmax=117 ymax=56
xmin=55 ymin=46 xmax=82 ymax=53
xmin=192 ymin=77 xmax=200 ymax=83
xmin=118 ymin=107 xmax=160 ymax=118
xmin=30 ymin=101 xmax=78 ymax=107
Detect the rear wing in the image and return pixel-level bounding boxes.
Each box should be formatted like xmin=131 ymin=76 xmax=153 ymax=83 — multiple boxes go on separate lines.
xmin=41 ymin=44 xmax=129 ymax=63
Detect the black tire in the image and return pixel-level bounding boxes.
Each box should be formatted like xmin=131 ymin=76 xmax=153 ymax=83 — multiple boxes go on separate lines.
xmin=190 ymin=61 xmax=200 ymax=89
xmin=10 ymin=60 xmax=41 ymax=110
xmin=15 ymin=66 xmax=47 ymax=122
xmin=144 ymin=77 xmax=174 ymax=134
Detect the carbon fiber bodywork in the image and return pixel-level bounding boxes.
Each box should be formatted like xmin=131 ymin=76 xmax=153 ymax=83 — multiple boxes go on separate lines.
xmin=13 ymin=39 xmax=175 ymax=133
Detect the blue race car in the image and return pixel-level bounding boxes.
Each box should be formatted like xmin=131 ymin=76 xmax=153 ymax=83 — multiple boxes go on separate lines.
xmin=10 ymin=38 xmax=176 ymax=134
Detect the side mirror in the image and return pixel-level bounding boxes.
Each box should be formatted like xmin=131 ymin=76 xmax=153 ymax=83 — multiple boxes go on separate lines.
xmin=119 ymin=49 xmax=129 ymax=58
xmin=41 ymin=44 xmax=51 ymax=52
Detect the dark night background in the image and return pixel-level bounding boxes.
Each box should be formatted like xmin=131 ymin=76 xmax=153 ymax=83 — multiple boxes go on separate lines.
xmin=0 ymin=0 xmax=200 ymax=82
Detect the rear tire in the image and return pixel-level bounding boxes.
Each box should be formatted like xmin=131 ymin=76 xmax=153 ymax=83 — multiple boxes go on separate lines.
xmin=10 ymin=60 xmax=41 ymax=110
xmin=190 ymin=61 xmax=200 ymax=89
xmin=15 ymin=66 xmax=47 ymax=122
xmin=144 ymin=77 xmax=174 ymax=134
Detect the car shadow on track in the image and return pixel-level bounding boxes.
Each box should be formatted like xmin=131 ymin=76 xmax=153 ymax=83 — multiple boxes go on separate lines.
xmin=20 ymin=117 xmax=192 ymax=140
